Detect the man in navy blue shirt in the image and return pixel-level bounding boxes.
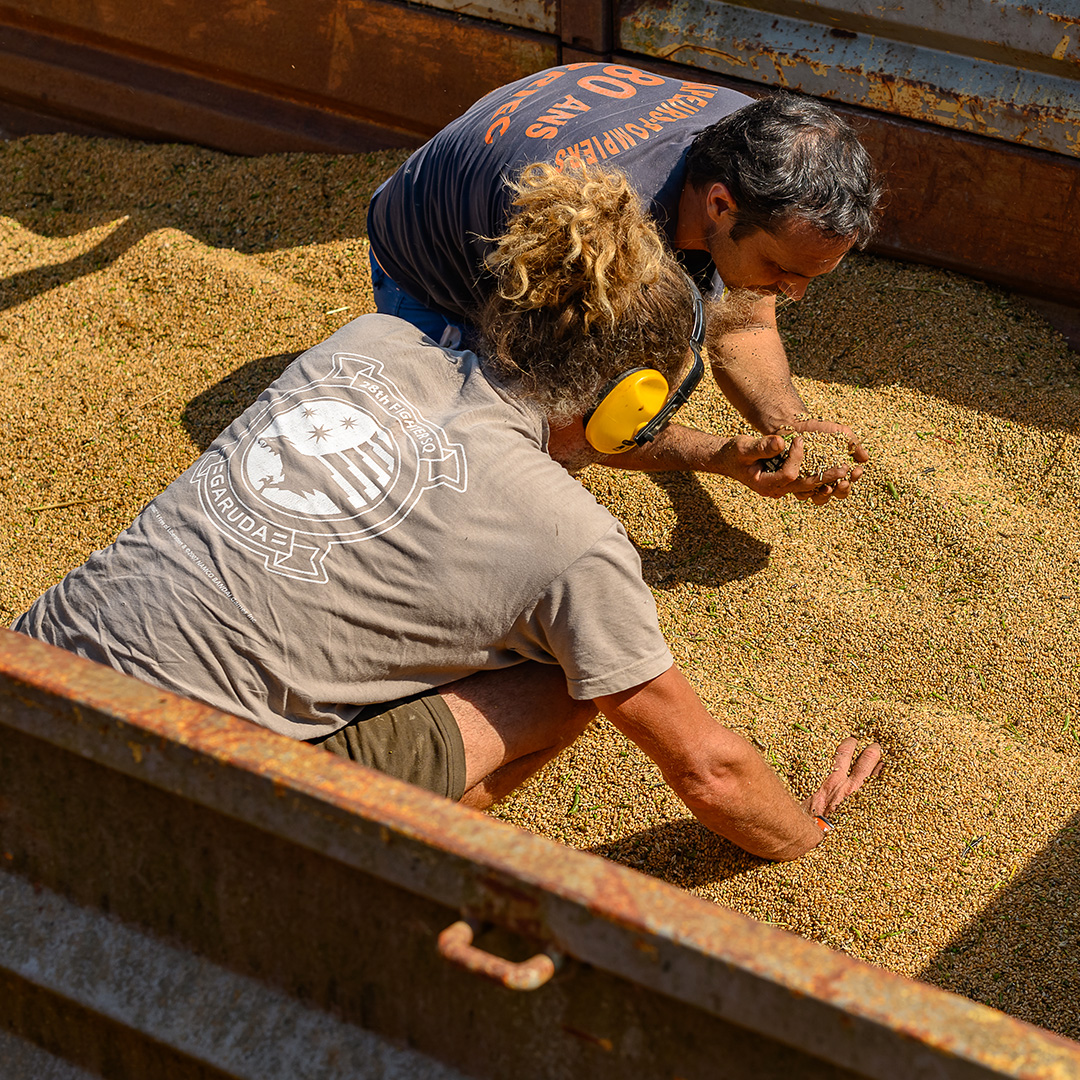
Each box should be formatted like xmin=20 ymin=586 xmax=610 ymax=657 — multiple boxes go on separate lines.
xmin=367 ymin=63 xmax=882 ymax=504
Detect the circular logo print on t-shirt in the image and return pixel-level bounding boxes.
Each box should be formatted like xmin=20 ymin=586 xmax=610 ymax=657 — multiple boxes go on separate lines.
xmin=192 ymin=351 xmax=467 ymax=582
xmin=242 ymin=399 xmax=395 ymax=519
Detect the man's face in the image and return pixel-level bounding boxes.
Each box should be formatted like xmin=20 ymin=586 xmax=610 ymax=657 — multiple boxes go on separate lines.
xmin=707 ymin=215 xmax=853 ymax=301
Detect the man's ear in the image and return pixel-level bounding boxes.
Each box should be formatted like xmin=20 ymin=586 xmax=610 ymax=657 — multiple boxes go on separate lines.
xmin=705 ymin=182 xmax=738 ymax=228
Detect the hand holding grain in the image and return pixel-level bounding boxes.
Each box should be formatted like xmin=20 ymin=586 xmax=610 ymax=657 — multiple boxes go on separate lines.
xmin=805 ymin=737 xmax=883 ymax=819
xmin=718 ymin=434 xmax=800 ymax=497
xmin=729 ymin=432 xmax=864 ymax=505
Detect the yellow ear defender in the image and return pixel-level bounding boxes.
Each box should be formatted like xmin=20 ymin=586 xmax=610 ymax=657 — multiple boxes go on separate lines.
xmin=582 ymin=275 xmax=707 ymax=455
xmin=583 ymin=368 xmax=673 ymax=455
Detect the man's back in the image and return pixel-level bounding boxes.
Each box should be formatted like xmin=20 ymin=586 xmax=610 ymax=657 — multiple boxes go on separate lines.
xmin=366 ymin=64 xmax=751 ymax=321
xmin=16 ymin=314 xmax=670 ymax=739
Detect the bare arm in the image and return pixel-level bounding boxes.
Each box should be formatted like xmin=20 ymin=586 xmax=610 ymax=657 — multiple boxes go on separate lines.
xmin=595 ymin=425 xmax=861 ymax=505
xmin=706 ymin=294 xmax=869 ymax=500
xmin=709 ymin=295 xmax=806 ymax=434
xmin=595 ymin=665 xmax=881 ymax=860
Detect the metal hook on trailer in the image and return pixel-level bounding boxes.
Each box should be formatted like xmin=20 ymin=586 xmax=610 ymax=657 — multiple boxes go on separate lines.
xmin=437 ymin=916 xmax=563 ymax=991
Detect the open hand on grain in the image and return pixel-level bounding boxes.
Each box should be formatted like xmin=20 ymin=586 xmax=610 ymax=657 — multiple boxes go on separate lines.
xmin=1 ymin=134 xmax=1078 ymax=1038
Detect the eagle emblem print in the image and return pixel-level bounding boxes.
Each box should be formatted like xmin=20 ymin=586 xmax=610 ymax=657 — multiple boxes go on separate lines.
xmin=192 ymin=352 xmax=468 ymax=582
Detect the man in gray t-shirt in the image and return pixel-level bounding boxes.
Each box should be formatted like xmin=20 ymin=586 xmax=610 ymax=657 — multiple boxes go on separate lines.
xmin=16 ymin=163 xmax=881 ymax=861
xmin=15 ymin=314 xmax=879 ymax=861
xmin=18 ymin=315 xmax=671 ymax=741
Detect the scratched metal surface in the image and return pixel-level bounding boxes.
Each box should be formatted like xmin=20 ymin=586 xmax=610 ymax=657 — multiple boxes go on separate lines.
xmin=618 ymin=0 xmax=1080 ymax=156
xmin=409 ymin=0 xmax=557 ymax=33
xmin=3 ymin=628 xmax=1080 ymax=1078
xmin=0 ymin=0 xmax=557 ymax=149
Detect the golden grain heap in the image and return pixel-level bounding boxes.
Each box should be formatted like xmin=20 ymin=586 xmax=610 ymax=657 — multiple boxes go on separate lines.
xmin=1 ymin=133 xmax=1078 ymax=1041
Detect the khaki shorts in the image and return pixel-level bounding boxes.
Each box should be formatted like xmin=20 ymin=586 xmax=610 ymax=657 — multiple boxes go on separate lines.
xmin=309 ymin=690 xmax=467 ymax=801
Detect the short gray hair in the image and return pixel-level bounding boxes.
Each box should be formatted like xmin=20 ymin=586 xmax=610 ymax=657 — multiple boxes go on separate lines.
xmin=686 ymin=93 xmax=882 ymax=245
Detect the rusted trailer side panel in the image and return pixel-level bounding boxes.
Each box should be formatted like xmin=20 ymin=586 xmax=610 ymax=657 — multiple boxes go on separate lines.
xmin=617 ymin=0 xmax=1080 ymax=157
xmin=2 ymin=628 xmax=1080 ymax=1080
xmin=849 ymin=107 xmax=1080 ymax=307
xmin=0 ymin=0 xmax=558 ymax=150
xmin=404 ymin=0 xmax=557 ymax=34
xmin=1 ymin=0 xmax=1077 ymax=312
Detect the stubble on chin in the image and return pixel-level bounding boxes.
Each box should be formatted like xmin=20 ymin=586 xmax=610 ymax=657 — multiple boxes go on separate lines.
xmin=709 ymin=286 xmax=770 ymax=332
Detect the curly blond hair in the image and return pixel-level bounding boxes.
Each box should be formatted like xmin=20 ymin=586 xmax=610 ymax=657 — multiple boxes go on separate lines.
xmin=480 ymin=163 xmax=696 ymax=425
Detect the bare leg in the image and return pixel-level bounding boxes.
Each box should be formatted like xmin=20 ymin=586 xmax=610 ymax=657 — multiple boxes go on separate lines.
xmin=439 ymin=662 xmax=597 ymax=809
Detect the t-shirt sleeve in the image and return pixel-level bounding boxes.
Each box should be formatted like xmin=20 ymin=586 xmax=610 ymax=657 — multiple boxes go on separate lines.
xmin=512 ymin=521 xmax=673 ymax=700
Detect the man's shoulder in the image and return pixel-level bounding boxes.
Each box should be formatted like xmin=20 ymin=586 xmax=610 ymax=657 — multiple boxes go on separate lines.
xmin=322 ymin=312 xmax=431 ymax=349
xmin=444 ymin=64 xmax=752 ymax=162
xmin=505 ymin=456 xmax=623 ymax=560
xmin=292 ymin=313 xmax=461 ymax=373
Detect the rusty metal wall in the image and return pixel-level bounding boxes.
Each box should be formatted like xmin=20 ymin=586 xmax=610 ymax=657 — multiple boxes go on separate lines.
xmin=7 ymin=0 xmax=1076 ymax=156
xmin=410 ymin=0 xmax=557 ymax=34
xmin=1 ymin=0 xmax=1078 ymax=306
xmin=3 ymin=628 xmax=1080 ymax=1079
xmin=617 ymin=0 xmax=1080 ymax=157
xmin=0 ymin=0 xmax=560 ymax=150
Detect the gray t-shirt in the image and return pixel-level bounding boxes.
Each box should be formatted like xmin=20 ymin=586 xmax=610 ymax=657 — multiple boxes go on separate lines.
xmin=15 ymin=315 xmax=672 ymax=739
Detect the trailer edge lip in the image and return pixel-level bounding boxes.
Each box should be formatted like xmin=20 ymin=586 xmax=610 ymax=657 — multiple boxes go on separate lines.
xmin=618 ymin=0 xmax=1080 ymax=158
xmin=3 ymin=627 xmax=1080 ymax=1079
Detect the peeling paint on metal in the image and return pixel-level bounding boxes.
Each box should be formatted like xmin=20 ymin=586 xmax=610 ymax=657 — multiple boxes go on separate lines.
xmin=620 ymin=0 xmax=1080 ymax=157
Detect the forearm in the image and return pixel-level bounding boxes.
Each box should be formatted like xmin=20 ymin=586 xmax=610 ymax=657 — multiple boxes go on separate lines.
xmin=671 ymin=734 xmax=823 ymax=860
xmin=599 ymin=668 xmax=823 ymax=861
xmin=595 ymin=420 xmax=862 ymax=503
xmin=711 ymin=323 xmax=807 ymax=434
xmin=596 ymin=424 xmax=735 ymax=474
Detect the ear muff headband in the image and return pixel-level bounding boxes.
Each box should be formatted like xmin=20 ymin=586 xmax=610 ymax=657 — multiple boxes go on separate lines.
xmin=584 ymin=367 xmax=671 ymax=455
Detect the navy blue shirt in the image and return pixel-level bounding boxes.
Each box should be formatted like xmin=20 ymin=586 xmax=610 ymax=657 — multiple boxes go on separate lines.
xmin=367 ymin=63 xmax=752 ymax=322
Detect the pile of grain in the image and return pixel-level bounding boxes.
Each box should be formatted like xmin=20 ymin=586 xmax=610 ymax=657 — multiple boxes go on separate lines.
xmin=2 ymin=133 xmax=1078 ymax=1039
